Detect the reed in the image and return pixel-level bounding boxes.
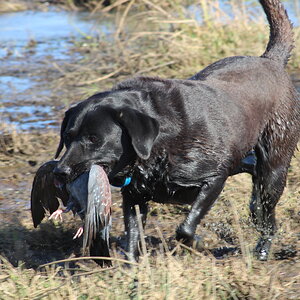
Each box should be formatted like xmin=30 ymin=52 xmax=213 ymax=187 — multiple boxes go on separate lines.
xmin=63 ymin=0 xmax=300 ymax=95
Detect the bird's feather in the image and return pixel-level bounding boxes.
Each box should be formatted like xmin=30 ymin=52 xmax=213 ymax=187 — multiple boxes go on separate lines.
xmin=31 ymin=161 xmax=112 ymax=265
xmin=83 ymin=165 xmax=112 ymax=250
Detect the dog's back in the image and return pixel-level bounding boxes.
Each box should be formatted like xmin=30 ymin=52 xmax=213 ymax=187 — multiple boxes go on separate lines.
xmin=188 ymin=0 xmax=299 ymax=162
xmin=117 ymin=0 xmax=299 ymax=158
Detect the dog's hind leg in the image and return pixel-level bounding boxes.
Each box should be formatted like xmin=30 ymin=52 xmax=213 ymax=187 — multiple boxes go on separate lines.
xmin=176 ymin=175 xmax=227 ymax=247
xmin=250 ymin=142 xmax=293 ymax=260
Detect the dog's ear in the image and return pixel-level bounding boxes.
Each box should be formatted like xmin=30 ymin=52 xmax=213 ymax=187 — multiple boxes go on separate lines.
xmin=55 ymin=110 xmax=71 ymax=159
xmin=117 ymin=107 xmax=159 ymax=160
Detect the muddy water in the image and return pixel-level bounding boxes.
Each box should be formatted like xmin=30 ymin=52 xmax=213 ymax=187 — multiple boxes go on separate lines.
xmin=0 ymin=9 xmax=114 ymax=131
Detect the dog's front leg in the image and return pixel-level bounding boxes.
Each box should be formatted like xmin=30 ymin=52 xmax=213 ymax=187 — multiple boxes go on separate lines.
xmin=122 ymin=196 xmax=148 ymax=262
xmin=176 ymin=175 xmax=226 ymax=247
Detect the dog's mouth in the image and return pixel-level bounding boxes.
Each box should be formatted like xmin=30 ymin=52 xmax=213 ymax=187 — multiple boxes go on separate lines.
xmin=53 ymin=155 xmax=135 ymax=191
xmin=54 ymin=162 xmax=112 ymax=189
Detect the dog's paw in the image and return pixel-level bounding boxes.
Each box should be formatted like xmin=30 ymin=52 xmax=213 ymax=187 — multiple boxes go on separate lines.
xmin=191 ymin=234 xmax=205 ymax=252
xmin=254 ymin=236 xmax=272 ymax=261
xmin=176 ymin=224 xmax=204 ymax=251
xmin=176 ymin=223 xmax=195 ymax=243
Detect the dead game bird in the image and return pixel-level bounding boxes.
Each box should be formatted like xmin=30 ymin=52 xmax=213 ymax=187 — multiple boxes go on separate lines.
xmin=31 ymin=161 xmax=112 ymax=266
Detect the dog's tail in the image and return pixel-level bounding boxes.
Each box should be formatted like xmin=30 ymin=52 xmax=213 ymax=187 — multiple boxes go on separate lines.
xmin=260 ymin=0 xmax=294 ymax=66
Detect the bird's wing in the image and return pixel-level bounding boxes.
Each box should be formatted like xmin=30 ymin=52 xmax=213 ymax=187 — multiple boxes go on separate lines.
xmin=83 ymin=165 xmax=112 ymax=250
xmin=30 ymin=160 xmax=69 ymax=227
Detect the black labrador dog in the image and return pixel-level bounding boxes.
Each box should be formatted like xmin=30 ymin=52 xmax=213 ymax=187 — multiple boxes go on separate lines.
xmin=53 ymin=0 xmax=300 ymax=261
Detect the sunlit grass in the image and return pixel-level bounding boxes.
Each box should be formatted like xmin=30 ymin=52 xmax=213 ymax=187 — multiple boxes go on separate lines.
xmin=0 ymin=1 xmax=27 ymax=12
xmin=60 ymin=0 xmax=300 ymax=97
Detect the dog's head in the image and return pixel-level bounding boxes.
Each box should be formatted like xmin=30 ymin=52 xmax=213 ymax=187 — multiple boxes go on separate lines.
xmin=54 ymin=91 xmax=159 ymax=183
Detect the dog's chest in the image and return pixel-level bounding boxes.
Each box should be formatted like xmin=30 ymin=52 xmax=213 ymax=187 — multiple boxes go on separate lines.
xmin=123 ymin=153 xmax=199 ymax=205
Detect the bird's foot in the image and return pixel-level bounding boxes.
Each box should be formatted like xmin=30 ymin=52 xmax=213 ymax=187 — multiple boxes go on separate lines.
xmin=49 ymin=209 xmax=64 ymax=221
xmin=49 ymin=197 xmax=68 ymax=221
xmin=73 ymin=226 xmax=84 ymax=239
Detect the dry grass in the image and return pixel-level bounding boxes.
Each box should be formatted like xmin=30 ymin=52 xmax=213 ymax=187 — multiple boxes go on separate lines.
xmin=57 ymin=0 xmax=300 ymax=98
xmin=0 ymin=253 xmax=294 ymax=299
xmin=0 ymin=123 xmax=58 ymax=157
xmin=0 ymin=1 xmax=27 ymax=12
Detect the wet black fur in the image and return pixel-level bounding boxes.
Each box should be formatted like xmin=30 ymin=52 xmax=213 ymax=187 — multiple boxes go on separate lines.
xmin=53 ymin=0 xmax=300 ymax=262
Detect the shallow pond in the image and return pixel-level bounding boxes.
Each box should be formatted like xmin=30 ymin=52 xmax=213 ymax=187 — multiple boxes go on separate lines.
xmin=0 ymin=9 xmax=114 ymax=131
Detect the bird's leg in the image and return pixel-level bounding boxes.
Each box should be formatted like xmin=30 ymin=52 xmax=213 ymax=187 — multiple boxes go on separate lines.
xmin=73 ymin=226 xmax=84 ymax=239
xmin=49 ymin=196 xmax=84 ymax=238
xmin=49 ymin=197 xmax=67 ymax=221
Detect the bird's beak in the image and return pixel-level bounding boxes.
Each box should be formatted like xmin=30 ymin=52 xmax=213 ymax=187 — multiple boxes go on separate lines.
xmin=53 ymin=177 xmax=65 ymax=189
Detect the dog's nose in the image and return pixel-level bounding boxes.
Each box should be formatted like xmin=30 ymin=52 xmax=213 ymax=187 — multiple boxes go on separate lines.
xmin=53 ymin=165 xmax=72 ymax=180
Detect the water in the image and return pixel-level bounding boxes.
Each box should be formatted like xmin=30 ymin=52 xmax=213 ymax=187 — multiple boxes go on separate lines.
xmin=0 ymin=9 xmax=114 ymax=59
xmin=0 ymin=9 xmax=114 ymax=131
xmin=188 ymin=0 xmax=300 ymax=26
xmin=0 ymin=104 xmax=55 ymax=130
xmin=0 ymin=76 xmax=32 ymax=93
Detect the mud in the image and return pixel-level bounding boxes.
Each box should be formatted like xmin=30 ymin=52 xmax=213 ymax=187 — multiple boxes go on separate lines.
xmin=0 ymin=7 xmax=115 ymax=131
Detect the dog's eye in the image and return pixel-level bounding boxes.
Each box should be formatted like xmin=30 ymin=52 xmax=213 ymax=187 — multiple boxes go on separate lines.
xmin=88 ymin=135 xmax=98 ymax=144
